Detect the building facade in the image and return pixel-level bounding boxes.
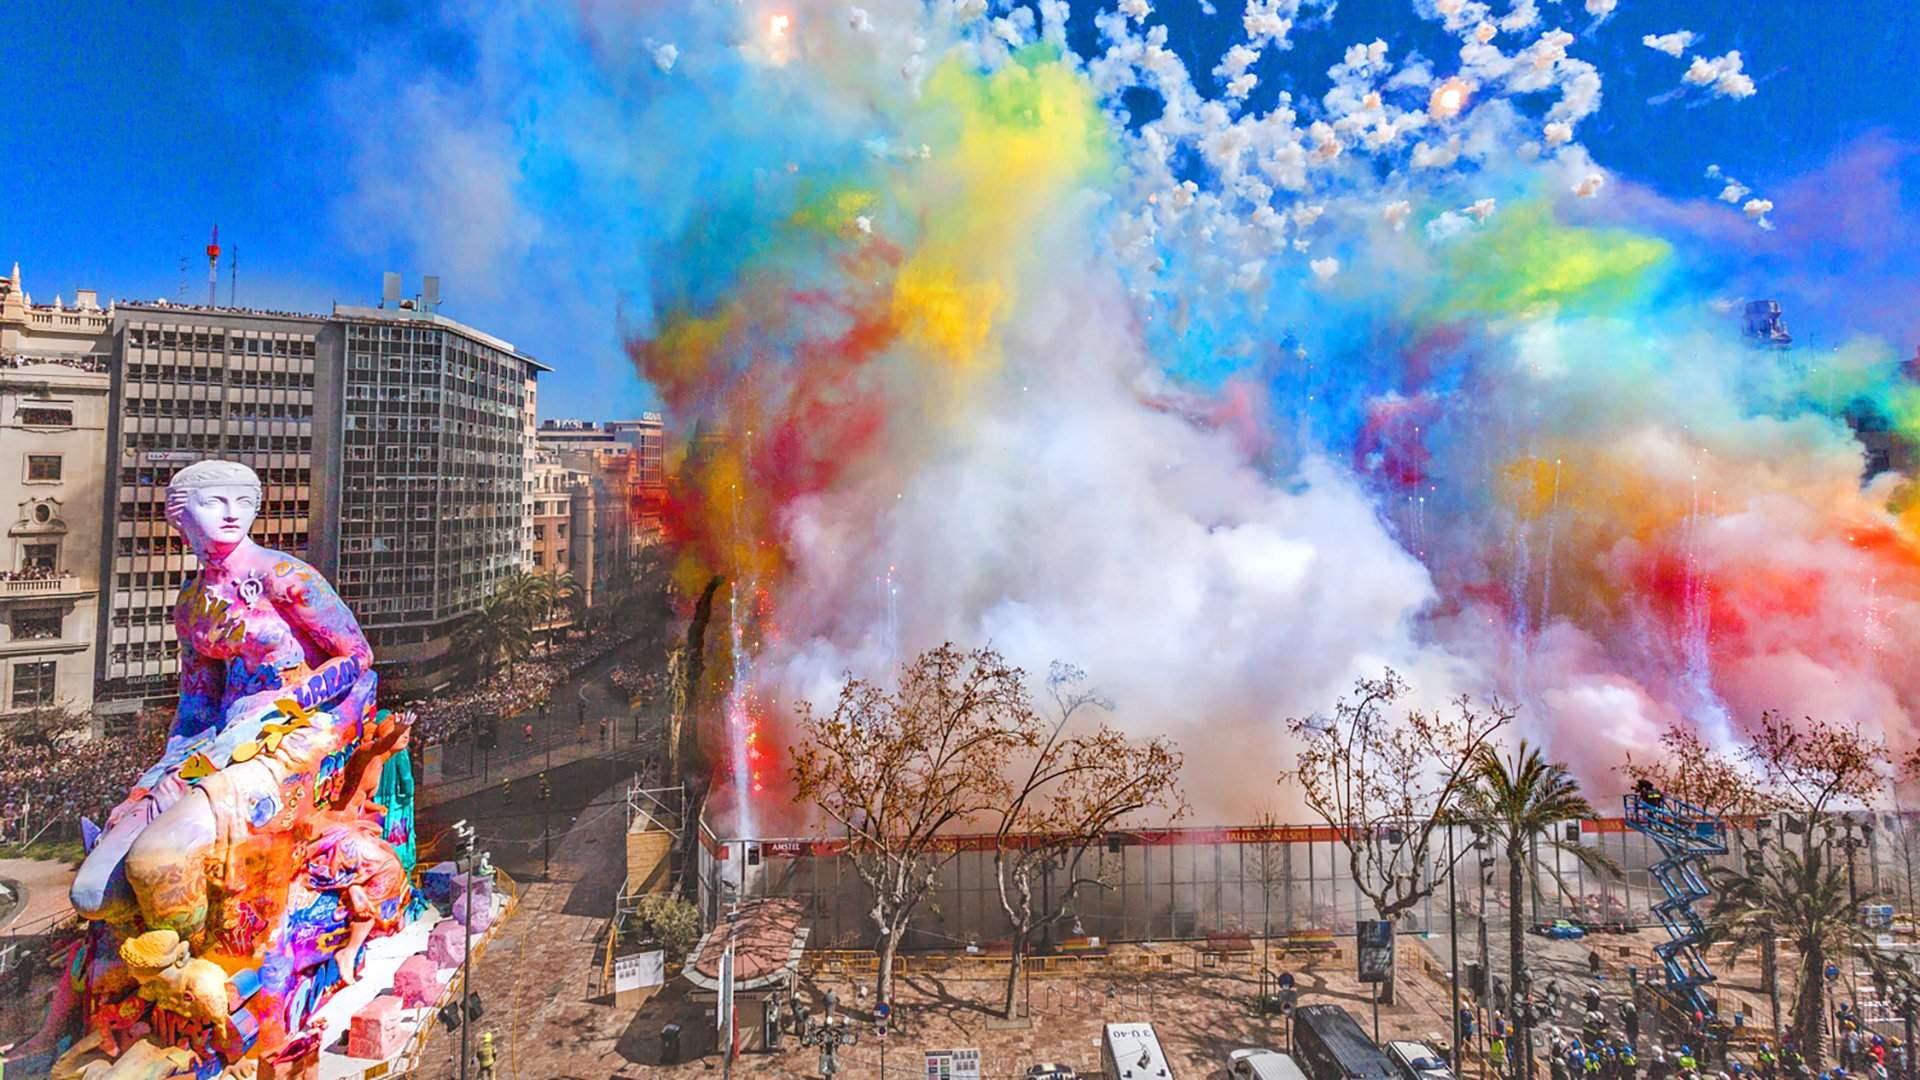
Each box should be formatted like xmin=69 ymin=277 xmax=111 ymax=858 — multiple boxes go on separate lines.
xmin=330 ymin=303 xmax=547 ymax=692
xmin=0 ymin=266 xmax=111 ymax=722
xmin=98 ymin=302 xmax=336 ymax=711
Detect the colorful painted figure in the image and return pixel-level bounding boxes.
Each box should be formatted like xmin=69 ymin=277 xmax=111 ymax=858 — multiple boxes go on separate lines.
xmin=39 ymin=460 xmax=419 ymax=1078
xmin=72 ymin=459 xmax=377 ymax=937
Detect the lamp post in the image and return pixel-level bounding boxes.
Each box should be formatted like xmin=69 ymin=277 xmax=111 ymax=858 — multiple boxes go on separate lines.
xmin=455 ymin=820 xmax=476 ymax=1080
xmin=798 ymin=1013 xmax=858 ymax=1077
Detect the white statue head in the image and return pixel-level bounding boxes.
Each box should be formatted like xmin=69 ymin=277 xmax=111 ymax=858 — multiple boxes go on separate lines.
xmin=166 ymin=460 xmax=262 ymax=562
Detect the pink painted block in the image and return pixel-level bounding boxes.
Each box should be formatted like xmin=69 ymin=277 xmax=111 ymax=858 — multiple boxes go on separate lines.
xmin=393 ymin=954 xmax=444 ymax=1008
xmin=426 ymin=919 xmax=466 ymax=969
xmin=451 ymin=890 xmax=493 ymax=934
xmin=346 ymin=995 xmax=408 ymax=1060
xmin=448 ymin=873 xmax=494 ymax=912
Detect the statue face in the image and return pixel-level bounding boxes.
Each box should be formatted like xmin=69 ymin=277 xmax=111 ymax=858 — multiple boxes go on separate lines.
xmin=170 ymin=483 xmax=260 ymax=558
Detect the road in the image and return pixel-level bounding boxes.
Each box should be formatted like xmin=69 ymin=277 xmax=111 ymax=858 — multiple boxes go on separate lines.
xmin=415 ymin=628 xmax=674 ymax=883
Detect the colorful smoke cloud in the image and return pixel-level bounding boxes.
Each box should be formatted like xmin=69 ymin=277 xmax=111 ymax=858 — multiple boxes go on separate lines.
xmin=338 ymin=0 xmax=1920 ymax=822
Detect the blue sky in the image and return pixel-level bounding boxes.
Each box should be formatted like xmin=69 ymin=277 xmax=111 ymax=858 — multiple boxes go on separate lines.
xmin=2 ymin=0 xmax=1914 ymax=420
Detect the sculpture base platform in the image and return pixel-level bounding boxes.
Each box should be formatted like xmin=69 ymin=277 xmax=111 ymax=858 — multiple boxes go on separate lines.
xmin=314 ymin=890 xmax=507 ymax=1080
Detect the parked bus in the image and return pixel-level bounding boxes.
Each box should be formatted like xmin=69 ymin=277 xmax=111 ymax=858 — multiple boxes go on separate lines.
xmin=1290 ymin=1005 xmax=1398 ymax=1080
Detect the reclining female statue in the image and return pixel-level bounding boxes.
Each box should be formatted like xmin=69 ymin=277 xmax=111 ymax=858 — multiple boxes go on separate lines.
xmin=28 ymin=459 xmax=418 ymax=1079
xmin=71 ymin=459 xmax=380 ymax=944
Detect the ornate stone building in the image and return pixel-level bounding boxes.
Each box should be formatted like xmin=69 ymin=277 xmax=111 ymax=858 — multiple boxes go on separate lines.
xmin=0 ymin=265 xmax=112 ymax=722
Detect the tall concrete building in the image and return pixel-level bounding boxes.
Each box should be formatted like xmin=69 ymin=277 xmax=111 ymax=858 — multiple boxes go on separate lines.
xmin=330 ymin=300 xmax=547 ymax=691
xmin=0 ymin=266 xmax=112 ymax=722
xmin=98 ymin=302 xmax=337 ymax=711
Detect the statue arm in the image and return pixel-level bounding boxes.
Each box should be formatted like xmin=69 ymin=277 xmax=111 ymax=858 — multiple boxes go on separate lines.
xmin=274 ymin=562 xmax=375 ymax=711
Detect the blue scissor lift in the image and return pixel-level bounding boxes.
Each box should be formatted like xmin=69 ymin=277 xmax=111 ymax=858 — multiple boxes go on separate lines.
xmin=1624 ymin=790 xmax=1728 ymax=1018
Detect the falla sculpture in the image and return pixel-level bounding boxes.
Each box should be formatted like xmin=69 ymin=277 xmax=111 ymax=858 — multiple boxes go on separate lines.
xmin=33 ymin=460 xmax=418 ymax=1079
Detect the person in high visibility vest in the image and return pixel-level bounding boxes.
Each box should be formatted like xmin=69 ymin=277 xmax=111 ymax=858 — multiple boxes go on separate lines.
xmin=1491 ymin=1035 xmax=1510 ymax=1078
xmin=476 ymin=1031 xmax=498 ymax=1080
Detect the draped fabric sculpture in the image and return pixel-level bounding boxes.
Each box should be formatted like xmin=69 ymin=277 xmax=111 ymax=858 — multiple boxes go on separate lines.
xmin=48 ymin=460 xmax=417 ymax=1079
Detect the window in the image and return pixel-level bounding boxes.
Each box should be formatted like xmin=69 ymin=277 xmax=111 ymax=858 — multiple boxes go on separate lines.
xmin=10 ymin=610 xmax=60 ymax=641
xmin=11 ymin=660 xmax=56 ymax=708
xmin=21 ymin=543 xmax=57 ymax=571
xmin=26 ymin=455 xmax=61 ymax=481
xmin=17 ymin=405 xmax=72 ymax=426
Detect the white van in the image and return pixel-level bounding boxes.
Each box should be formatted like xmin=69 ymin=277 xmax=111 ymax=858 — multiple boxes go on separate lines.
xmin=1230 ymin=1049 xmax=1312 ymax=1080
xmin=1103 ymin=1023 xmax=1175 ymax=1080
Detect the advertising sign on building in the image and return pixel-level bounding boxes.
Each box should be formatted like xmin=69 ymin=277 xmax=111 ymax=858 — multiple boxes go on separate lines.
xmin=926 ymin=1049 xmax=982 ymax=1080
xmin=1356 ymin=920 xmax=1394 ymax=984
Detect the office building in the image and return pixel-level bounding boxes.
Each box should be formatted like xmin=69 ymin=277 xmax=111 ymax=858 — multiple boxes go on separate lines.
xmin=0 ymin=265 xmax=112 ymax=722
xmin=330 ymin=297 xmax=547 ymax=692
xmin=98 ymin=301 xmax=336 ymax=711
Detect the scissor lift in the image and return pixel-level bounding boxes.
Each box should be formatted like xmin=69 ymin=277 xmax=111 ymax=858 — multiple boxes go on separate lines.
xmin=1624 ymin=789 xmax=1728 ymax=1018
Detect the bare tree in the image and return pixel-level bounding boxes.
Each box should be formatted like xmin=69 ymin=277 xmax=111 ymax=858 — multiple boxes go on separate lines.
xmin=788 ymin=644 xmax=1033 ymax=1006
xmin=990 ymin=663 xmax=1184 ymax=1019
xmin=1745 ymin=710 xmax=1888 ymax=831
xmin=1619 ymin=724 xmax=1773 ymax=819
xmin=1283 ymin=669 xmax=1510 ymax=1002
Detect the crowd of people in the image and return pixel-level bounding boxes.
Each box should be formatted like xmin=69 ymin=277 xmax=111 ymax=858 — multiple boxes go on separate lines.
xmin=0 ymin=727 xmax=160 ymax=845
xmin=0 ymin=352 xmax=109 ymax=373
xmin=610 ymin=660 xmax=665 ymax=701
xmin=1 ymin=623 xmax=656 ymax=844
xmin=403 ymin=662 xmax=565 ymax=750
xmin=0 ymin=567 xmax=73 ymax=582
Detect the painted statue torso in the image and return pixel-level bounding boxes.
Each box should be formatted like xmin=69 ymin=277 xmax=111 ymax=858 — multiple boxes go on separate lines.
xmin=175 ymin=547 xmax=353 ymax=717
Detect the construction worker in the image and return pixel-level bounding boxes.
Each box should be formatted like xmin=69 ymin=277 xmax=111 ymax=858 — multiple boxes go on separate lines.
xmin=1757 ymin=1044 xmax=1778 ymax=1080
xmin=500 ymin=777 xmax=512 ymax=804
xmin=1679 ymin=1046 xmax=1699 ymax=1074
xmin=1491 ymin=1033 xmax=1510 ymax=1079
xmin=475 ymin=1031 xmax=498 ymax=1080
xmin=538 ymin=772 xmax=551 ymax=802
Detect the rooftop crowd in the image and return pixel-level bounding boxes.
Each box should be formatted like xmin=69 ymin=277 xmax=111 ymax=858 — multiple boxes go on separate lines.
xmin=1 ymin=352 xmax=110 ymax=373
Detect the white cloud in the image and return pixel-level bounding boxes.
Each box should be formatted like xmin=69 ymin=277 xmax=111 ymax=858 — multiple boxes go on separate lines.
xmin=1682 ymin=50 xmax=1757 ymax=99
xmin=1583 ymin=0 xmax=1617 ymax=18
xmin=1573 ymin=171 xmax=1605 ymax=198
xmin=1718 ymin=181 xmax=1750 ymax=204
xmin=1383 ymin=199 xmax=1413 ymax=230
xmin=1641 ymin=30 xmax=1694 ymax=58
xmin=651 ymin=43 xmax=679 ymax=72
xmin=1742 ymin=197 xmax=1774 ymax=229
xmin=1120 ymin=0 xmax=1151 ymax=21
xmin=848 ymin=7 xmax=872 ymax=32
xmin=1309 ymin=256 xmax=1340 ymax=279
xmin=1543 ymin=120 xmax=1573 ymax=146
xmin=1497 ymin=0 xmax=1540 ymax=32
xmin=1465 ymin=197 xmax=1497 ymax=221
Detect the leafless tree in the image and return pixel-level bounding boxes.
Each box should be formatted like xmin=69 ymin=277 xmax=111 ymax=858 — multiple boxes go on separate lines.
xmin=989 ymin=663 xmax=1184 ymax=1019
xmin=789 ymin=644 xmax=1033 ymax=1006
xmin=1283 ymin=669 xmax=1511 ymax=1002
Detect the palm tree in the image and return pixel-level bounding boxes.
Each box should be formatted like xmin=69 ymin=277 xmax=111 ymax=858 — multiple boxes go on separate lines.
xmin=1470 ymin=742 xmax=1617 ymax=1080
xmin=536 ymin=569 xmax=583 ymax=656
xmin=456 ymin=578 xmax=540 ymax=679
xmin=1708 ymin=839 xmax=1890 ymax=1068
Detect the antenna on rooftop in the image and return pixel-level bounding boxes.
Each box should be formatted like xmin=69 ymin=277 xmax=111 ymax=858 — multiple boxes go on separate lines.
xmin=381 ymin=271 xmax=401 ymax=309
xmin=422 ymin=275 xmax=441 ymax=312
xmin=206 ymin=225 xmax=221 ymax=307
xmin=230 ymin=245 xmax=238 ymax=307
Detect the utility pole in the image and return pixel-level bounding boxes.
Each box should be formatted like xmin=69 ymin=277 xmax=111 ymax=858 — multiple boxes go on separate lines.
xmin=455 ymin=819 xmax=476 ymax=1080
xmin=539 ymin=772 xmax=553 ymax=878
xmin=1449 ymin=825 xmax=1463 ymax=1071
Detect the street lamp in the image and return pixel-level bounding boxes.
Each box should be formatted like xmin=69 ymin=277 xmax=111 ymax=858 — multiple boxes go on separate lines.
xmin=797 ymin=1013 xmax=859 ymax=1077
